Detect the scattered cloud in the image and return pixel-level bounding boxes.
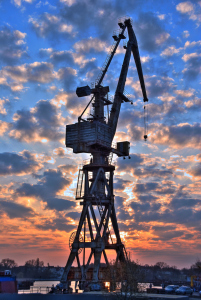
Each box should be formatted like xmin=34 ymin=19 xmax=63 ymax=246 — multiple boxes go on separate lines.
xmin=176 ymin=1 xmax=201 ymax=25
xmin=9 ymin=100 xmax=64 ymax=143
xmin=29 ymin=13 xmax=75 ymax=39
xmin=183 ymin=30 xmax=190 ymax=38
xmin=73 ymin=37 xmax=109 ymax=54
xmin=0 ymin=120 xmax=10 ymax=136
xmin=133 ymin=12 xmax=171 ymax=52
xmin=53 ymin=147 xmax=66 ymax=157
xmin=0 ymin=150 xmax=42 ymax=176
xmin=60 ymin=0 xmax=76 ymax=6
xmin=3 ymin=62 xmax=56 ymax=84
xmin=175 ymin=89 xmax=194 ymax=97
xmin=161 ymin=46 xmax=182 ymax=57
xmin=0 ymin=26 xmax=27 ymax=65
xmin=0 ymin=200 xmax=34 ymax=218
xmin=151 ymin=123 xmax=201 ymax=149
xmin=176 ymin=1 xmax=194 ymax=14
xmin=182 ymin=52 xmax=201 ymax=62
xmin=182 ymin=53 xmax=201 ymax=79
xmin=12 ymin=0 xmax=35 ymax=7
xmin=158 ymin=14 xmax=165 ymax=20
xmin=16 ymin=169 xmax=74 ymax=211
xmin=0 ymin=98 xmax=9 ymax=115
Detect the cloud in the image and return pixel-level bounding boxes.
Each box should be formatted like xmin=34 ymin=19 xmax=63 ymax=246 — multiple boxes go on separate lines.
xmin=56 ymin=67 xmax=77 ymax=90
xmin=133 ymin=182 xmax=160 ymax=193
xmin=130 ymin=201 xmax=201 ymax=228
xmin=52 ymin=91 xmax=89 ymax=115
xmin=157 ymin=14 xmax=165 ymax=20
xmin=117 ymin=153 xmax=144 ymax=172
xmin=0 ymin=151 xmax=42 ymax=176
xmin=60 ymin=0 xmax=120 ymax=41
xmin=176 ymin=1 xmax=194 ymax=13
xmin=114 ymin=177 xmax=132 ymax=192
xmin=53 ymin=147 xmax=66 ymax=157
xmin=0 ymin=26 xmax=27 ymax=65
xmin=0 ymin=200 xmax=34 ymax=218
xmin=183 ymin=30 xmax=190 ymax=38
xmin=170 ymin=197 xmax=200 ymax=209
xmin=153 ymin=228 xmax=184 ymax=241
xmin=1 ymin=61 xmax=77 ymax=92
xmin=58 ymin=164 xmax=77 ymax=174
xmin=12 ymin=0 xmax=35 ymax=7
xmin=9 ymin=100 xmax=64 ymax=143
xmin=188 ymin=164 xmax=201 ymax=178
xmin=176 ymin=1 xmax=201 ymax=25
xmin=35 ymin=1 xmax=56 ymax=9
xmin=0 ymin=120 xmax=10 ymax=136
xmin=29 ymin=13 xmax=75 ymax=39
xmin=175 ymin=89 xmax=194 ymax=97
xmin=182 ymin=53 xmax=201 ymax=79
xmin=151 ymin=123 xmax=201 ymax=149
xmin=0 ymin=98 xmax=9 ymax=115
xmin=39 ymin=47 xmax=53 ymax=57
xmin=127 ymin=125 xmax=144 ymax=142
xmin=182 ymin=52 xmax=201 ymax=62
xmin=73 ymin=37 xmax=109 ymax=54
xmin=133 ymin=12 xmax=170 ymax=52
xmin=3 ymin=62 xmax=56 ymax=84
xmin=16 ymin=169 xmax=74 ymax=211
xmin=161 ymin=46 xmax=182 ymax=57
xmin=127 ymin=75 xmax=176 ymax=100
xmin=36 ymin=216 xmax=76 ymax=232
xmin=65 ymin=211 xmax=80 ymax=221
xmin=160 ymin=39 xmax=201 ymax=57
xmin=184 ymin=40 xmax=201 ymax=48
xmin=60 ymin=0 xmax=76 ymax=6
xmin=48 ymin=49 xmax=96 ymax=71
xmin=49 ymin=50 xmax=73 ymax=65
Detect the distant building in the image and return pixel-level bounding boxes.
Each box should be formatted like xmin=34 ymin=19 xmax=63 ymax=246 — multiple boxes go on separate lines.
xmin=0 ymin=270 xmax=17 ymax=293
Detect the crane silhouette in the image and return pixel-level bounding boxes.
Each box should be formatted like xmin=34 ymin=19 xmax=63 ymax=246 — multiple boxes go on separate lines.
xmin=61 ymin=17 xmax=148 ymax=290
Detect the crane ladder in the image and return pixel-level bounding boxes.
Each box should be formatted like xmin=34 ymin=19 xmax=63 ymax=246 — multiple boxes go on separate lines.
xmin=76 ymin=169 xmax=84 ymax=199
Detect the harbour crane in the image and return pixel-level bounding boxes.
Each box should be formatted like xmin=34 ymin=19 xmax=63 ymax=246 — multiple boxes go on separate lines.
xmin=61 ymin=17 xmax=148 ymax=290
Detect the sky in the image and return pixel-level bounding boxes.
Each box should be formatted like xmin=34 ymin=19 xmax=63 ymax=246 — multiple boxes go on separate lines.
xmin=0 ymin=0 xmax=201 ymax=269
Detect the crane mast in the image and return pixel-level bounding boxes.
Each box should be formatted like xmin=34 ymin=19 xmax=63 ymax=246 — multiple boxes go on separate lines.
xmin=61 ymin=17 xmax=148 ymax=290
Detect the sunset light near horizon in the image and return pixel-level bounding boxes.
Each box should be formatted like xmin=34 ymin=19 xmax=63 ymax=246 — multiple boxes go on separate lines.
xmin=0 ymin=0 xmax=201 ymax=269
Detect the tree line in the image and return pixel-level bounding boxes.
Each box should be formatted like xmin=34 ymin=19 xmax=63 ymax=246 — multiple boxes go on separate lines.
xmin=0 ymin=258 xmax=45 ymax=269
xmin=0 ymin=257 xmax=201 ymax=273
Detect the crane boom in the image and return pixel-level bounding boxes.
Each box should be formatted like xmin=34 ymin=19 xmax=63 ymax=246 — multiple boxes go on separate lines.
xmin=108 ymin=19 xmax=148 ymax=141
xmin=127 ymin=21 xmax=148 ymax=102
xmin=108 ymin=42 xmax=132 ymax=138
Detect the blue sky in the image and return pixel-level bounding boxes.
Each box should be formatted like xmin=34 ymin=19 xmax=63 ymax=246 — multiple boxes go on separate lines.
xmin=0 ymin=0 xmax=201 ymax=268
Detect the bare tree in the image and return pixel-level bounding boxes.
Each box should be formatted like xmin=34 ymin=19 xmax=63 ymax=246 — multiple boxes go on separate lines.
xmin=104 ymin=260 xmax=145 ymax=299
xmin=155 ymin=262 xmax=169 ymax=269
xmin=191 ymin=259 xmax=201 ymax=270
xmin=0 ymin=258 xmax=17 ymax=269
xmin=25 ymin=258 xmax=44 ymax=268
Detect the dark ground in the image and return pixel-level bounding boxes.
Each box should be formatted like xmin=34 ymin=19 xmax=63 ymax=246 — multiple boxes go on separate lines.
xmin=0 ymin=294 xmax=192 ymax=300
xmin=0 ymin=294 xmax=110 ymax=300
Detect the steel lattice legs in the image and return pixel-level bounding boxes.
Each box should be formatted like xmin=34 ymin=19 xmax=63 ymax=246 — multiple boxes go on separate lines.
xmin=61 ymin=162 xmax=126 ymax=286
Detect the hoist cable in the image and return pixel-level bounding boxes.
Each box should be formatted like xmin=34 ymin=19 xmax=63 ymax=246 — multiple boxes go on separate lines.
xmin=146 ymin=103 xmax=148 ymax=137
xmin=144 ymin=105 xmax=146 ymax=135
